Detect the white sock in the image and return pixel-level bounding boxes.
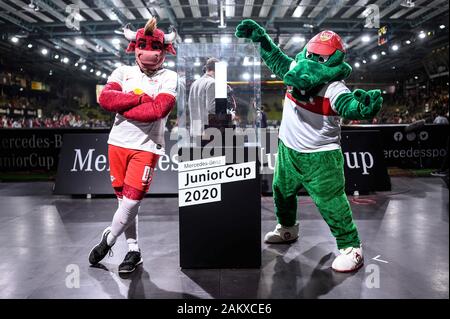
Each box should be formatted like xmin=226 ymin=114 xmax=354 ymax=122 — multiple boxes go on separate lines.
xmin=106 ymin=232 xmax=117 ymax=246
xmin=108 ymin=196 xmax=141 ymax=246
xmin=125 ymin=215 xmax=140 ymax=252
xmin=105 ymin=197 xmax=124 ymax=246
xmin=127 ymin=239 xmax=139 ymax=252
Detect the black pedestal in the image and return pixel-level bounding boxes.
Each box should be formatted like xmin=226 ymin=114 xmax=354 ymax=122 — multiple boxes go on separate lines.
xmin=178 ymin=147 xmax=261 ymax=268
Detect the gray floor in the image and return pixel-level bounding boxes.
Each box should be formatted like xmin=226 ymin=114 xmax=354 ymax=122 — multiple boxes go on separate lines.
xmin=0 ymin=177 xmax=448 ymax=299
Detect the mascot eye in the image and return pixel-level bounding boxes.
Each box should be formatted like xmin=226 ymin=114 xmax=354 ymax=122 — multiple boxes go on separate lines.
xmin=138 ymin=41 xmax=146 ymax=49
xmin=152 ymin=42 xmax=162 ymax=50
xmin=318 ymin=55 xmax=329 ymax=63
xmin=306 ymin=52 xmax=313 ymax=59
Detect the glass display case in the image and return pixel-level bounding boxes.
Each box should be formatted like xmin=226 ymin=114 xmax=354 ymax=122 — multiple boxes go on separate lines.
xmin=176 ymin=43 xmax=261 ymax=148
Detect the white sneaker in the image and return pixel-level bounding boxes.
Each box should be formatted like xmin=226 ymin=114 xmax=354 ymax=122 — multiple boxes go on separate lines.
xmin=264 ymin=223 xmax=299 ymax=244
xmin=331 ymin=246 xmax=364 ymax=272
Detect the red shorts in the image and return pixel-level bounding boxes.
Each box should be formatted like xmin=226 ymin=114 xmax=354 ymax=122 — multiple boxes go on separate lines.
xmin=108 ymin=144 xmax=160 ymax=199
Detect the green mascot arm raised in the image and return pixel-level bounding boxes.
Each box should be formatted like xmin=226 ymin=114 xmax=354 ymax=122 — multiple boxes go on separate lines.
xmin=236 ymin=20 xmax=383 ymax=121
xmin=235 ymin=19 xmax=293 ymax=79
xmin=334 ymin=89 xmax=383 ymax=120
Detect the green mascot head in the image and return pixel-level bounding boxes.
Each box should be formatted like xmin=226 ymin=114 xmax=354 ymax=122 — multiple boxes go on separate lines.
xmin=285 ymin=30 xmax=352 ymax=99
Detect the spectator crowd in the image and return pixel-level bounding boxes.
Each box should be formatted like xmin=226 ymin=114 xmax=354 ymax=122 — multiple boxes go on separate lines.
xmin=0 ymin=113 xmax=111 ymax=128
xmin=1 ymin=77 xmax=448 ymax=129
xmin=375 ymin=83 xmax=449 ymax=124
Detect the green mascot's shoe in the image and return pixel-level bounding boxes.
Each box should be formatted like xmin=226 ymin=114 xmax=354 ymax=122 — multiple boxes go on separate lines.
xmin=332 ymin=246 xmax=364 ymax=272
xmin=264 ymin=222 xmax=299 ymax=244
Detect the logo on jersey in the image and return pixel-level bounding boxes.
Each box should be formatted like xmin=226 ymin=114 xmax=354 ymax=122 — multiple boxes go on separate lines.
xmin=133 ymin=88 xmax=144 ymax=95
xmin=286 ymin=93 xmax=337 ymax=116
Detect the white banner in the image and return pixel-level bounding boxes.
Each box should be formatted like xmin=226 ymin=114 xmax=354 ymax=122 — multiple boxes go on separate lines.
xmin=178 ymin=161 xmax=256 ymax=190
xmin=179 ymin=184 xmax=221 ymax=207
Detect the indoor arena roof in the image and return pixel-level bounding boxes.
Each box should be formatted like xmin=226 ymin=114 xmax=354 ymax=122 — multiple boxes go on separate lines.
xmin=0 ymin=0 xmax=449 ymax=81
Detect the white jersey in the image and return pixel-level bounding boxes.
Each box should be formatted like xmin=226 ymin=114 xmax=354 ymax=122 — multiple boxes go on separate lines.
xmin=106 ymin=65 xmax=177 ymax=155
xmin=279 ymin=61 xmax=350 ymax=153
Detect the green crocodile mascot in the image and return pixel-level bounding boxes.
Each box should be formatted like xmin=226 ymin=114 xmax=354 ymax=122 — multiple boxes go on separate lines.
xmin=236 ymin=20 xmax=383 ymax=272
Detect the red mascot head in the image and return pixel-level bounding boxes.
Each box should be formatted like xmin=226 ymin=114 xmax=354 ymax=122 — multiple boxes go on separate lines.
xmin=123 ymin=16 xmax=176 ymax=73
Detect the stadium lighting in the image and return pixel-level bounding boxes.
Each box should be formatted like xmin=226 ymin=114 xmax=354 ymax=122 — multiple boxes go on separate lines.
xmin=371 ymin=54 xmax=378 ymax=60
xmin=29 ymin=0 xmax=39 ymax=11
xmin=194 ymin=74 xmax=201 ymax=80
xmin=440 ymin=25 xmax=446 ymax=29
xmin=74 ymin=62 xmax=79 ymax=67
xmin=405 ymin=40 xmax=411 ymax=44
xmin=75 ymin=38 xmax=85 ymax=45
xmin=11 ymin=36 xmax=19 ymax=43
xmin=400 ymin=0 xmax=415 ymax=8
xmin=102 ymin=73 xmax=107 ymax=78
xmin=362 ymin=59 xmax=367 ymax=64
xmin=111 ymin=38 xmax=120 ymax=45
xmin=414 ymin=76 xmax=419 ymax=80
xmin=361 ymin=35 xmax=370 ymax=43
xmin=90 ymin=69 xmax=94 ymax=73
xmin=354 ymin=62 xmax=361 ymax=68
xmin=54 ymin=54 xmax=59 ymax=59
xmin=270 ymin=74 xmax=276 ymax=78
xmin=381 ymin=51 xmax=386 ymax=56
xmin=220 ymin=36 xmax=231 ymax=44
xmin=27 ymin=43 xmax=33 ymax=49
xmin=96 ymin=71 xmax=101 ymax=76
xmin=242 ymin=73 xmax=251 ymax=80
xmin=392 ymin=44 xmax=399 ymax=51
xmin=41 ymin=48 xmax=48 ymax=55
xmin=293 ymin=36 xmax=305 ymax=43
xmin=418 ymin=31 xmax=426 ymax=39
xmin=194 ymin=60 xmax=201 ymax=66
xmin=81 ymin=65 xmax=87 ymax=71
xmin=184 ymin=38 xmax=193 ymax=43
xmin=62 ymin=57 xmax=69 ymax=64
